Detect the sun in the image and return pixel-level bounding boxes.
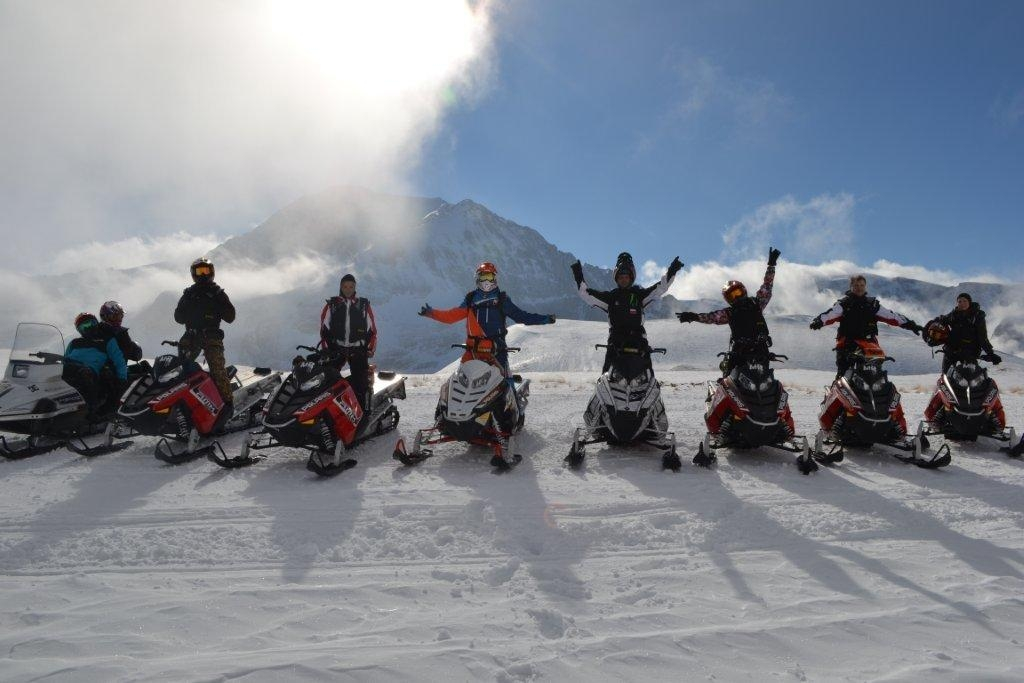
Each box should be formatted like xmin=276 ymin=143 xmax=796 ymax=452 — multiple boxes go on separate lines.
xmin=265 ymin=0 xmax=489 ymax=98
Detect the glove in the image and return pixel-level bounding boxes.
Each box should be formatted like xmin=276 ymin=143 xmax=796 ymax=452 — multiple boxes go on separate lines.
xmin=546 ymin=315 xmax=556 ymax=324
xmin=418 ymin=304 xmax=432 ymax=317
xmin=667 ymin=256 xmax=683 ymax=278
xmin=768 ymin=247 xmax=781 ymax=267
xmin=676 ymin=312 xmax=699 ymax=323
xmin=902 ymin=321 xmax=924 ymax=336
xmin=291 ymin=355 xmax=304 ymax=366
xmin=809 ymin=318 xmax=823 ymax=330
xmin=982 ymin=353 xmax=1002 ymax=365
xmin=570 ymin=260 xmax=584 ymax=287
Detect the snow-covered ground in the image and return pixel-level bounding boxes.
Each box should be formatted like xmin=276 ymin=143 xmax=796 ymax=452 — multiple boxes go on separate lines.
xmin=3 ymin=352 xmax=1024 ymax=680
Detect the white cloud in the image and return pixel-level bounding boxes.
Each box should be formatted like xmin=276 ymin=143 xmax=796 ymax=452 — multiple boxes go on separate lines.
xmin=46 ymin=232 xmax=223 ymax=274
xmin=0 ymin=0 xmax=496 ymax=261
xmin=721 ymin=193 xmax=856 ymax=263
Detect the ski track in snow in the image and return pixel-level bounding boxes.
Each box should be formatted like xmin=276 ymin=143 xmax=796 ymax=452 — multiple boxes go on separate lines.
xmin=2 ymin=369 xmax=1024 ymax=682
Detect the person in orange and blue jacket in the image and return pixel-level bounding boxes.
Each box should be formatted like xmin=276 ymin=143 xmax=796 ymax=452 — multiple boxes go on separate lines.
xmin=418 ymin=261 xmax=555 ymax=402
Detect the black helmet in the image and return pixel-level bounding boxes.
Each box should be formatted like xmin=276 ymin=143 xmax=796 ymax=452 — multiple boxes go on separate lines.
xmin=190 ymin=258 xmax=215 ymax=284
xmin=614 ymin=252 xmax=635 ymax=285
xmin=99 ymin=300 xmax=125 ymax=326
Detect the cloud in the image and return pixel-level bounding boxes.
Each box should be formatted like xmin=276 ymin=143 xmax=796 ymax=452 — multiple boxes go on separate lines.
xmin=721 ymin=193 xmax=856 ymax=263
xmin=47 ymin=232 xmax=223 ymax=274
xmin=0 ymin=1 xmax=496 ymax=262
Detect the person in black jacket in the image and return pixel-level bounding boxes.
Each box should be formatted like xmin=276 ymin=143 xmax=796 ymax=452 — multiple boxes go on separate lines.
xmin=173 ymin=258 xmax=236 ymax=407
xmin=571 ymin=252 xmax=683 ymax=373
xmin=809 ymin=274 xmax=923 ymax=377
xmin=677 ymin=247 xmax=780 ymax=375
xmin=319 ymin=273 xmax=377 ymax=413
xmin=926 ymin=292 xmax=1001 ymax=374
xmin=98 ymin=300 xmax=143 ymax=362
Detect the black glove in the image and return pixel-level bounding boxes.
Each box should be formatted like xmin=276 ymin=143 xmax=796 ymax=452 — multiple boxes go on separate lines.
xmin=667 ymin=256 xmax=683 ymax=278
xmin=982 ymin=353 xmax=1002 ymax=365
xmin=768 ymin=247 xmax=781 ymax=267
xmin=902 ymin=321 xmax=924 ymax=336
xmin=570 ymin=260 xmax=584 ymax=287
xmin=292 ymin=355 xmax=305 ymax=366
xmin=418 ymin=304 xmax=432 ymax=317
xmin=676 ymin=312 xmax=699 ymax=323
xmin=546 ymin=315 xmax=556 ymax=324
xmin=809 ymin=318 xmax=823 ymax=330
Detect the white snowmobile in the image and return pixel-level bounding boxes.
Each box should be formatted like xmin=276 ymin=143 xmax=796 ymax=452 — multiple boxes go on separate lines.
xmin=0 ymin=322 xmax=138 ymax=458
xmin=566 ymin=343 xmax=679 ymax=471
xmin=393 ymin=342 xmax=528 ymax=471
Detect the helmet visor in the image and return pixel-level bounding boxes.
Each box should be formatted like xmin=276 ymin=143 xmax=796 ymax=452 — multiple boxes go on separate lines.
xmin=76 ymin=318 xmax=98 ymax=333
xmin=724 ymin=285 xmax=745 ymax=304
xmin=193 ymin=264 xmax=213 ymax=277
xmin=476 ymin=272 xmax=496 ymax=283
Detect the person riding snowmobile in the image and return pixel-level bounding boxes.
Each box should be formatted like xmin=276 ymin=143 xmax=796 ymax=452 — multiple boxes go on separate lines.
xmin=677 ymin=247 xmax=780 ymax=375
xmin=98 ymin=300 xmax=143 ymax=362
xmin=571 ymin=252 xmax=683 ymax=372
xmin=418 ymin=261 xmax=555 ymax=393
xmin=924 ymin=293 xmax=1001 ymax=374
xmin=809 ymin=274 xmax=923 ymax=377
xmin=173 ymin=258 xmax=236 ymax=412
xmin=319 ymin=273 xmax=377 ymax=413
xmin=63 ymin=312 xmax=128 ymax=420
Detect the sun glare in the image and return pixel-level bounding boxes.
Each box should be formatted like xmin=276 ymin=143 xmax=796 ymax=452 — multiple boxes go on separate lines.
xmin=266 ymin=0 xmax=489 ymax=98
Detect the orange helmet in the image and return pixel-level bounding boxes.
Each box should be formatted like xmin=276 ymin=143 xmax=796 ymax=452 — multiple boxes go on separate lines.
xmin=476 ymin=261 xmax=497 ymax=277
xmin=924 ymin=321 xmax=950 ymax=347
xmin=722 ymin=280 xmax=747 ymax=304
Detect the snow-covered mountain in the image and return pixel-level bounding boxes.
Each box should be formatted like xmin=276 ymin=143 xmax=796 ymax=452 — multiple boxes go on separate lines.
xmin=3 ymin=186 xmax=1022 ymax=371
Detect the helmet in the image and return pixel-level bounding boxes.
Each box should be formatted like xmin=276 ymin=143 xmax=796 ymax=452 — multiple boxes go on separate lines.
xmin=925 ymin=321 xmax=950 ymax=347
xmin=722 ymin=280 xmax=747 ymax=304
xmin=190 ymin=257 xmax=215 ymax=283
xmin=614 ymin=252 xmax=635 ymax=285
xmin=476 ymin=262 xmax=498 ymax=292
xmin=99 ymin=300 xmax=124 ymax=326
xmin=74 ymin=312 xmax=99 ymax=334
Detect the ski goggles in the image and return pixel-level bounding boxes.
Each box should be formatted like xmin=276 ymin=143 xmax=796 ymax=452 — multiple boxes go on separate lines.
xmin=76 ymin=318 xmax=98 ymax=333
xmin=476 ymin=272 xmax=496 ymax=282
xmin=193 ymin=264 xmax=213 ymax=277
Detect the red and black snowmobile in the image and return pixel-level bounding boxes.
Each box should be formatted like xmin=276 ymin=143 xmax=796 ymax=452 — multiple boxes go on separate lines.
xmin=920 ymin=355 xmax=1016 ymax=460
xmin=812 ymin=340 xmax=947 ymax=468
xmin=393 ymin=338 xmax=529 ymax=472
xmin=103 ymin=340 xmax=282 ymax=463
xmin=695 ymin=351 xmax=816 ymax=474
xmin=216 ymin=345 xmax=406 ymax=476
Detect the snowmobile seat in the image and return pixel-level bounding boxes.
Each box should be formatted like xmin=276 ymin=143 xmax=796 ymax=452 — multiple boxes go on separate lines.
xmin=225 ymin=365 xmax=238 ymax=380
xmin=377 ymin=370 xmax=396 ymax=380
xmin=252 ymin=366 xmax=272 ymax=376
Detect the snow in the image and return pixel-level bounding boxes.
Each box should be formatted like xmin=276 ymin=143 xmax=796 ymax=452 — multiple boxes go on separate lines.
xmin=3 ymin=323 xmax=1024 ymax=681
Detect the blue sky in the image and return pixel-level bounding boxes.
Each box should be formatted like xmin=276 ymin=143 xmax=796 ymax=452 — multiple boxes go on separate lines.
xmin=415 ymin=0 xmax=1024 ymax=274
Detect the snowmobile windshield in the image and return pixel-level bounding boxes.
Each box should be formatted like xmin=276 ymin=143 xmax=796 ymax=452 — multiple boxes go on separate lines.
xmin=9 ymin=323 xmax=65 ymax=364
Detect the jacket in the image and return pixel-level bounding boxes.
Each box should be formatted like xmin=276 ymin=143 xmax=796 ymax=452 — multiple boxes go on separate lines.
xmin=65 ymin=326 xmax=128 ymax=381
xmin=174 ymin=282 xmax=236 ymax=336
xmin=320 ymin=295 xmax=377 ymax=354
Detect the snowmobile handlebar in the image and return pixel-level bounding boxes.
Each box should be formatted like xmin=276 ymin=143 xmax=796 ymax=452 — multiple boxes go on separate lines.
xmin=595 ymin=344 xmax=666 ymax=355
xmin=717 ymin=351 xmax=789 ymax=362
xmin=450 ymin=343 xmax=521 ymax=353
xmin=29 ymin=351 xmax=64 ymax=363
xmin=296 ymin=345 xmax=319 ymax=353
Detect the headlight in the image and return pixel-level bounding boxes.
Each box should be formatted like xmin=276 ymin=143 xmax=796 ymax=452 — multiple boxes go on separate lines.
xmin=968 ymin=375 xmax=985 ymax=388
xmin=299 ymin=373 xmax=325 ymax=391
xmin=457 ymin=372 xmax=469 ymax=387
xmin=737 ymin=374 xmax=757 ymax=392
xmin=850 ymin=375 xmax=870 ymax=391
xmin=871 ymin=379 xmax=887 ymax=392
xmin=951 ymin=373 xmax=968 ymax=388
xmin=157 ymin=368 xmax=183 ymax=384
xmin=472 ymin=371 xmax=492 ymax=389
xmin=12 ymin=365 xmax=29 ymax=379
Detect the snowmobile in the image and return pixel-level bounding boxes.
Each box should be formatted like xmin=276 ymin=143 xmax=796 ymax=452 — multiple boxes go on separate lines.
xmin=393 ymin=339 xmax=529 ymax=471
xmin=102 ymin=340 xmax=282 ymax=463
xmin=0 ymin=322 xmax=142 ymax=458
xmin=694 ymin=351 xmax=816 ymax=474
xmin=812 ymin=340 xmax=947 ymax=468
xmin=214 ymin=345 xmax=406 ymax=476
xmin=919 ymin=354 xmax=1016 ymax=461
xmin=565 ymin=343 xmax=680 ymax=471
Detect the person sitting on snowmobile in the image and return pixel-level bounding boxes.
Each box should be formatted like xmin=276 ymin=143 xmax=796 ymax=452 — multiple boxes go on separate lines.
xmin=63 ymin=312 xmax=128 ymax=420
xmin=418 ymin=261 xmax=555 ymax=383
xmin=809 ymin=274 xmax=923 ymax=377
xmin=319 ymin=273 xmax=377 ymax=413
xmin=571 ymin=252 xmax=683 ymax=372
xmin=924 ymin=292 xmax=1001 ymax=374
xmin=173 ymin=258 xmax=236 ymax=413
xmin=98 ymin=300 xmax=143 ymax=362
xmin=677 ymin=247 xmax=780 ymax=375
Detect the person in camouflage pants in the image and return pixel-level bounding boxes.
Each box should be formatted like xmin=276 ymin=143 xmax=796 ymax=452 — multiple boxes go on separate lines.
xmin=174 ymin=258 xmax=237 ymax=407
